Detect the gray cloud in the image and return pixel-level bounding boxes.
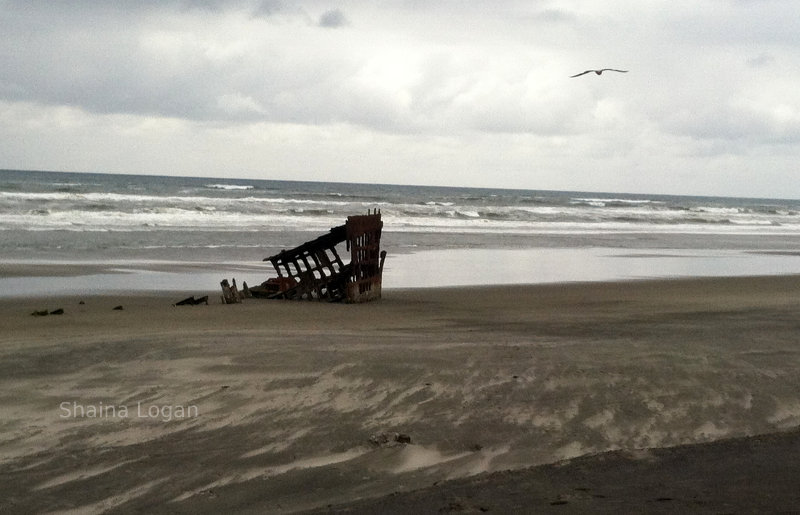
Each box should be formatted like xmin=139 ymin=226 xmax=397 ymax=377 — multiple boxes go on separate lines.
xmin=318 ymin=9 xmax=347 ymax=28
xmin=2 ymin=1 xmax=800 ymax=196
xmin=252 ymin=0 xmax=285 ymax=17
xmin=747 ymin=52 xmax=775 ymax=68
xmin=528 ymin=8 xmax=577 ymax=24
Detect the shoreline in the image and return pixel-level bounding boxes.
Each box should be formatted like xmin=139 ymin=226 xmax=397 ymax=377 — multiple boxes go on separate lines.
xmin=5 ymin=271 xmax=800 ymax=311
xmin=3 ymin=275 xmax=800 ymax=513
xmin=3 ymin=244 xmax=800 ymax=297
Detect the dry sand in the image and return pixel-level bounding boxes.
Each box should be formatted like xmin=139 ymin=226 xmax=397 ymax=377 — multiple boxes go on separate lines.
xmin=2 ymin=275 xmax=800 ymax=513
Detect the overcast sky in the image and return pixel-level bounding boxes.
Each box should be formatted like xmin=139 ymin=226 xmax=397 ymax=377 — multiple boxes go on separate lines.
xmin=2 ymin=0 xmax=799 ymax=197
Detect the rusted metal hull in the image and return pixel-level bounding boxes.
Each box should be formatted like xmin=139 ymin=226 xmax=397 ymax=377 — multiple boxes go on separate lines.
xmin=344 ymin=212 xmax=386 ymax=303
xmin=253 ymin=210 xmax=385 ymax=302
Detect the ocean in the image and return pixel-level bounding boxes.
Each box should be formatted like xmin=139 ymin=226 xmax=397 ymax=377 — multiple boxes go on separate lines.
xmin=2 ymin=169 xmax=800 ymax=294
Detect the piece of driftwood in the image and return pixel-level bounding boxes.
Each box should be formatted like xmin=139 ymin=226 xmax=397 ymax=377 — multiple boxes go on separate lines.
xmin=220 ymin=278 xmax=242 ymax=304
xmin=254 ymin=210 xmax=386 ymax=303
xmin=31 ymin=308 xmax=65 ymax=316
xmin=174 ymin=295 xmax=209 ymax=306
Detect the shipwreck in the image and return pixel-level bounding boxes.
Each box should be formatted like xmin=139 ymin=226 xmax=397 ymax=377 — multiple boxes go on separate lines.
xmin=229 ymin=210 xmax=386 ymax=303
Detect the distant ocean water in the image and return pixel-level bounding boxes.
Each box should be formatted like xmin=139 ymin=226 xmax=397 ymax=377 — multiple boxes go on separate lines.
xmin=2 ymin=169 xmax=800 ymax=293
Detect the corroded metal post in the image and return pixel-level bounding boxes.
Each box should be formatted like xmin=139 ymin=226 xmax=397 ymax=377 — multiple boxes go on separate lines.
xmin=345 ymin=209 xmax=384 ymax=303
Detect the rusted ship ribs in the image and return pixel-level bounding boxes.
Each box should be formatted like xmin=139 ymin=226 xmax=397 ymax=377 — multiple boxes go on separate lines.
xmin=250 ymin=210 xmax=386 ymax=303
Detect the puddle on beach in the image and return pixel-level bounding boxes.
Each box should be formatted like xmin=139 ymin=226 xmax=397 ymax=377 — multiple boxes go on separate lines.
xmin=2 ymin=248 xmax=800 ymax=297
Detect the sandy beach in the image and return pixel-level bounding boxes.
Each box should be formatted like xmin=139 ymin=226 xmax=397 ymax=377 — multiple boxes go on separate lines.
xmin=2 ymin=274 xmax=800 ymax=513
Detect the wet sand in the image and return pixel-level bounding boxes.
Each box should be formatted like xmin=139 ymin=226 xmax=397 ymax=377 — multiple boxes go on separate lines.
xmin=309 ymin=428 xmax=800 ymax=514
xmin=2 ymin=275 xmax=800 ymax=513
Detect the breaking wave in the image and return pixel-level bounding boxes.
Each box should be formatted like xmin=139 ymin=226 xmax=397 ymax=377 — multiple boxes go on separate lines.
xmin=2 ymin=170 xmax=800 ymax=238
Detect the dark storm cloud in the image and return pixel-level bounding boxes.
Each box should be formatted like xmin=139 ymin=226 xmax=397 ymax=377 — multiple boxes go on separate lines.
xmin=3 ymin=0 xmax=800 ymax=196
xmin=252 ymin=0 xmax=286 ymax=17
xmin=318 ymin=9 xmax=347 ymax=28
xmin=0 ymin=0 xmax=346 ymax=123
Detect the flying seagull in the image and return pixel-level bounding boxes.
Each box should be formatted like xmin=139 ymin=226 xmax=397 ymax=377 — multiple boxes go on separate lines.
xmin=570 ymin=68 xmax=628 ymax=78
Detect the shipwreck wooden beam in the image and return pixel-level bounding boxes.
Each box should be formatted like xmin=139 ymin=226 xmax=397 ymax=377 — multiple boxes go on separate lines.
xmin=260 ymin=211 xmax=385 ymax=303
xmin=220 ymin=279 xmax=242 ymax=304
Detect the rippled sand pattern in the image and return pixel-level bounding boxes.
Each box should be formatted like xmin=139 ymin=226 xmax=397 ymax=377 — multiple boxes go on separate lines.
xmin=2 ymin=277 xmax=800 ymax=513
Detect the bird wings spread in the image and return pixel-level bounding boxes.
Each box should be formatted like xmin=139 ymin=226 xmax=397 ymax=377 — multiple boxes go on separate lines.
xmin=570 ymin=68 xmax=628 ymax=78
